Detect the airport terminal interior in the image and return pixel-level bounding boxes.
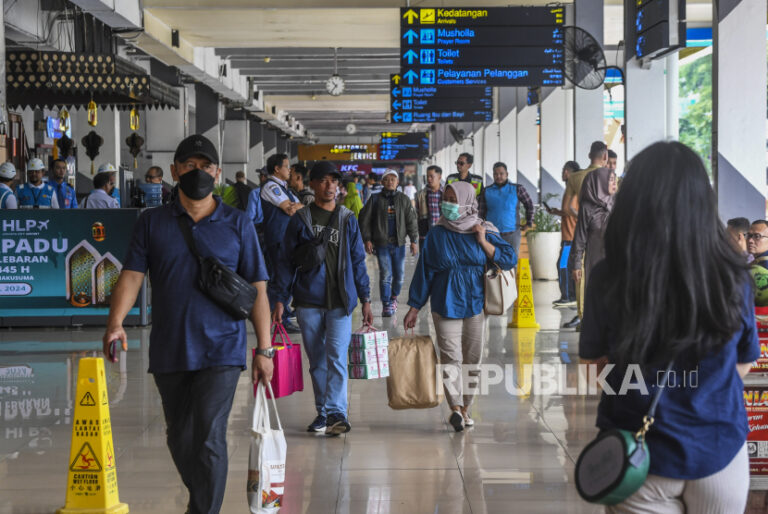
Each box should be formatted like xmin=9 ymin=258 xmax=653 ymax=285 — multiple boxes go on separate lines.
xmin=2 ymin=0 xmax=768 ymax=513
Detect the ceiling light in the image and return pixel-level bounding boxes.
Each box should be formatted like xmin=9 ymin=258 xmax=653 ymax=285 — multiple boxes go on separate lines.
xmin=264 ymin=57 xmax=271 ymax=63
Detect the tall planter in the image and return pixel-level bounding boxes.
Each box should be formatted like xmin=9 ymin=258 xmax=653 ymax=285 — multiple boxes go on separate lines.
xmin=526 ymin=232 xmax=561 ymax=280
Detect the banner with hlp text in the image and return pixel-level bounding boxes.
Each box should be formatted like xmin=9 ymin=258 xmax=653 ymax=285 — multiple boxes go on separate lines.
xmin=0 ymin=209 xmax=147 ymax=326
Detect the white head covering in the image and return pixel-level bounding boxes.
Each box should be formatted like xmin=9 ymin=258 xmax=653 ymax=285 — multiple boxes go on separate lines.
xmin=0 ymin=162 xmax=17 ymax=179
xmin=26 ymin=158 xmax=45 ymax=171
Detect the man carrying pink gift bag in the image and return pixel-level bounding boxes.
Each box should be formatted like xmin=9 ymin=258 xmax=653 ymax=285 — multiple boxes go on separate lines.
xmin=272 ymin=161 xmax=373 ymax=436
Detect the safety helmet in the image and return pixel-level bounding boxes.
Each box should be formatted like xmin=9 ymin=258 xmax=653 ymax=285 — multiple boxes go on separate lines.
xmin=98 ymin=162 xmax=118 ymax=173
xmin=26 ymin=158 xmax=45 ymax=172
xmin=0 ymin=162 xmax=16 ymax=179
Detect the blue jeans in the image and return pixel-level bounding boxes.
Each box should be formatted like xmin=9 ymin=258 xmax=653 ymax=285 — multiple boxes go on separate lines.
xmin=375 ymin=244 xmax=406 ymax=302
xmin=153 ymin=366 xmax=241 ymax=514
xmin=295 ymin=306 xmax=352 ymax=417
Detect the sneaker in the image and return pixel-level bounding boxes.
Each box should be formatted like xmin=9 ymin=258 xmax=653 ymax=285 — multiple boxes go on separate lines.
xmin=449 ymin=411 xmax=464 ymax=432
xmin=563 ymin=316 xmax=581 ymax=329
xmin=553 ymin=300 xmax=577 ymax=308
xmin=307 ymin=415 xmax=327 ymax=433
xmin=283 ymin=320 xmax=302 ymax=334
xmin=381 ymin=302 xmax=393 ymax=318
xmin=325 ymin=413 xmax=351 ymax=436
xmin=390 ymin=297 xmax=398 ymax=314
xmin=462 ymin=412 xmax=474 ymax=427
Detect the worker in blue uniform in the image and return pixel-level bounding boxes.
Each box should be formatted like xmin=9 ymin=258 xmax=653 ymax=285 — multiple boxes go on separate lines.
xmin=16 ymin=158 xmax=58 ymax=209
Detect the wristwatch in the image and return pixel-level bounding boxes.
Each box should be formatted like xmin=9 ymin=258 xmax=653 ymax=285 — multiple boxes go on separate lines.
xmin=254 ymin=347 xmax=276 ymax=358
xmin=360 ymin=297 xmax=371 ymax=304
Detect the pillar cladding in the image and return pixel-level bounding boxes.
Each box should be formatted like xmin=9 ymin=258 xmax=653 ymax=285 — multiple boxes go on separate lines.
xmin=713 ymin=0 xmax=766 ymax=222
xmin=516 ymin=88 xmax=539 ymax=202
xmin=539 ymin=87 xmax=573 ymax=202
xmin=573 ymin=0 xmax=604 ymax=159
xmin=222 ymin=109 xmax=248 ymax=183
xmin=623 ymin=0 xmax=667 ymax=160
xmin=249 ymin=119 xmax=264 ymax=176
xmin=195 ymin=83 xmax=222 ymax=162
xmin=498 ymin=88 xmax=519 ymax=183
xmin=263 ymin=127 xmax=278 ymax=162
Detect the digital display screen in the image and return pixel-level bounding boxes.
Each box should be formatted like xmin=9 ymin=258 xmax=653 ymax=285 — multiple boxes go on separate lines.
xmin=400 ymin=6 xmax=565 ymax=87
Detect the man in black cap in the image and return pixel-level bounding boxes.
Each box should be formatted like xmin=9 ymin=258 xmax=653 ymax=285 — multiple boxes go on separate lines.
xmin=103 ymin=134 xmax=274 ymax=514
xmin=272 ymin=161 xmax=373 ymax=436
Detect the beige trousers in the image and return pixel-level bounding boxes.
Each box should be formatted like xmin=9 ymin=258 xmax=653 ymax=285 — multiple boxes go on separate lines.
xmin=432 ymin=312 xmax=486 ymax=408
xmin=606 ymin=443 xmax=749 ymax=514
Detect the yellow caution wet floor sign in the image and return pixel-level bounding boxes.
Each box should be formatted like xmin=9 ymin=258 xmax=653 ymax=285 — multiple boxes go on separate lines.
xmin=509 ymin=258 xmax=540 ymax=329
xmin=58 ymin=357 xmax=128 ymax=514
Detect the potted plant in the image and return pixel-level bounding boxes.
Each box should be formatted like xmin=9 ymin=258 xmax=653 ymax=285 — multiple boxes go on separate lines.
xmin=525 ymin=193 xmax=562 ymax=280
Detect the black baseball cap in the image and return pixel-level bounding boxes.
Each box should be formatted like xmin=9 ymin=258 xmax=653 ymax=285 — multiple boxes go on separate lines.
xmin=174 ymin=134 xmax=219 ymax=165
xmin=310 ymin=161 xmax=342 ymax=181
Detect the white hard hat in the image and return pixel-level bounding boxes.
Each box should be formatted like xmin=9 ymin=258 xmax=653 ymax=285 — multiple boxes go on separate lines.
xmin=0 ymin=162 xmax=16 ymax=179
xmin=98 ymin=163 xmax=118 ymax=173
xmin=26 ymin=158 xmax=45 ymax=171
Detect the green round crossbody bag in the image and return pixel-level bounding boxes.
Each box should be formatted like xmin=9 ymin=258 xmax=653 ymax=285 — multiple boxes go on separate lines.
xmin=574 ymin=362 xmax=672 ymax=505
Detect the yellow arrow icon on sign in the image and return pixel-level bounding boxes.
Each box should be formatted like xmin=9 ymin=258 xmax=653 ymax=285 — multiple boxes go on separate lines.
xmin=403 ymin=9 xmax=419 ymax=24
xmin=392 ymin=74 xmax=401 ymax=85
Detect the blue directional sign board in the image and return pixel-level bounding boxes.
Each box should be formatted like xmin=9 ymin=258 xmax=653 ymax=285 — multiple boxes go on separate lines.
xmin=390 ymin=74 xmax=492 ymax=123
xmin=400 ymin=6 xmax=565 ymax=87
xmin=632 ymin=0 xmax=685 ymax=60
xmin=380 ymin=132 xmax=430 ymax=161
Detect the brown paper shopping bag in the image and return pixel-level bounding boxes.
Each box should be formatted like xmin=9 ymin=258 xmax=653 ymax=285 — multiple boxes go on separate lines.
xmin=386 ymin=334 xmax=443 ymax=410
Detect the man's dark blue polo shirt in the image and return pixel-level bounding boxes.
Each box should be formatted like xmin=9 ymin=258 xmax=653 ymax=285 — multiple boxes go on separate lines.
xmin=123 ymin=197 xmax=268 ymax=374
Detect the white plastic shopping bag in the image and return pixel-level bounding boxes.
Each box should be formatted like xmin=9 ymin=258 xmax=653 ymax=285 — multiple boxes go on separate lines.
xmin=248 ymin=382 xmax=287 ymax=514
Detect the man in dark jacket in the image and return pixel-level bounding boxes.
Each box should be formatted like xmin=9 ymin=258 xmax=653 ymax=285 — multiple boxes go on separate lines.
xmin=359 ymin=169 xmax=419 ymax=317
xmin=233 ymin=170 xmax=253 ymax=211
xmin=273 ymin=161 xmax=372 ymax=435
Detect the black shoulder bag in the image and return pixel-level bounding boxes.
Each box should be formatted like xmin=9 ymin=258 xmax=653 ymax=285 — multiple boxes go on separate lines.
xmin=292 ymin=206 xmax=341 ymax=272
xmin=176 ymin=216 xmax=258 ymax=320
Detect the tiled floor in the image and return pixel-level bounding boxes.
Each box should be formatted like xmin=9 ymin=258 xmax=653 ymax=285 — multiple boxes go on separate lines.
xmin=0 ymin=254 xmax=603 ymax=513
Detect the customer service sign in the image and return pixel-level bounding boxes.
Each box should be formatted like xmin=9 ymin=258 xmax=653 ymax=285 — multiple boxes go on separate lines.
xmin=0 ymin=210 xmax=139 ymax=318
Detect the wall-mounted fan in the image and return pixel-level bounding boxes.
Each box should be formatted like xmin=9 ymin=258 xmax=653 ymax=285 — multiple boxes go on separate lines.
xmin=563 ymin=26 xmax=625 ymax=89
xmin=449 ymin=125 xmax=475 ymax=147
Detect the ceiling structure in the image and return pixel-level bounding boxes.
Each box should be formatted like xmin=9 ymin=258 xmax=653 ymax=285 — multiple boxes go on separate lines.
xmin=143 ymin=0 xmax=715 ymax=140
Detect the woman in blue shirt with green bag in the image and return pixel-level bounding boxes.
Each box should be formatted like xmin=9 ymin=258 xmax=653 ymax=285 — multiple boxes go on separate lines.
xmin=579 ymin=141 xmax=759 ymax=512
xmin=404 ymin=181 xmax=517 ymax=432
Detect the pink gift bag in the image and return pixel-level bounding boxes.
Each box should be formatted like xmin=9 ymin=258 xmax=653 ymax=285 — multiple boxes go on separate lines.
xmin=253 ymin=322 xmax=304 ymax=399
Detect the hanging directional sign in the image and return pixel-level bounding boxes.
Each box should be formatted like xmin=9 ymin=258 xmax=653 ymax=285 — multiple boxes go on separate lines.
xmin=400 ymin=6 xmax=565 ymax=87
xmin=631 ymin=0 xmax=686 ymax=60
xmin=380 ymin=132 xmax=429 ymax=161
xmin=390 ymin=74 xmax=492 ymax=123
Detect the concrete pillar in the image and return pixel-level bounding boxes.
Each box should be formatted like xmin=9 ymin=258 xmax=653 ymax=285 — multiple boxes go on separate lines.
xmin=249 ymin=119 xmax=264 ymax=176
xmin=145 ymin=92 xmax=187 ymax=178
xmin=483 ymin=119 xmax=500 ymax=182
xmin=195 ymin=83 xmax=222 ymax=163
xmin=473 ymin=125 xmax=486 ymax=183
xmin=539 ymin=87 xmax=574 ymax=202
xmin=624 ymin=58 xmax=667 ymax=160
xmin=263 ymin=127 xmax=277 ymax=162
xmin=222 ymin=109 xmax=249 ymax=183
xmin=665 ymin=54 xmax=679 ymax=141
xmin=573 ymin=0 xmax=604 ymax=158
xmin=516 ymin=90 xmax=539 ymax=201
xmin=498 ymin=88 xmax=519 ymax=182
xmin=713 ymin=0 xmax=767 ymax=222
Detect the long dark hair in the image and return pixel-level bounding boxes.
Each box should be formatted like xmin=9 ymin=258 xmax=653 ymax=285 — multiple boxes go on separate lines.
xmin=603 ymin=141 xmax=748 ymax=369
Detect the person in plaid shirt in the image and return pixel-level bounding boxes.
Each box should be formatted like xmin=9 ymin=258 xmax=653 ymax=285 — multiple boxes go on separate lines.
xmin=479 ymin=162 xmax=533 ymax=257
xmin=415 ymin=165 xmax=444 ymax=252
